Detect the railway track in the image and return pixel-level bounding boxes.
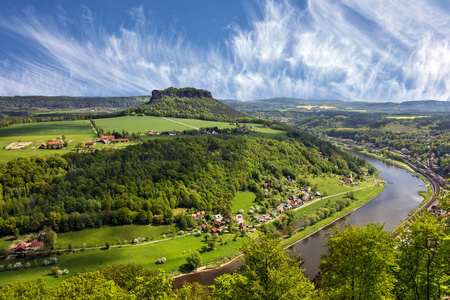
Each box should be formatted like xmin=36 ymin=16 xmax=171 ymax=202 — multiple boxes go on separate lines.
xmin=391 ymin=163 xmax=441 ymax=236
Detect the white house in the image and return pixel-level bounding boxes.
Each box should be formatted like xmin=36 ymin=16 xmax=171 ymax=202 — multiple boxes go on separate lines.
xmin=214 ymin=214 xmax=223 ymax=222
xmin=233 ymin=214 xmax=244 ymax=223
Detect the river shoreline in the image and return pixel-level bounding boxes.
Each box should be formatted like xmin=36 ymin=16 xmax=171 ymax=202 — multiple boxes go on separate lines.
xmin=174 ymin=150 xmax=431 ymax=285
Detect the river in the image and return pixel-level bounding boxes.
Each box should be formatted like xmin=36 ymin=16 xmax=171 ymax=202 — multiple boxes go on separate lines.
xmin=174 ymin=152 xmax=427 ymax=286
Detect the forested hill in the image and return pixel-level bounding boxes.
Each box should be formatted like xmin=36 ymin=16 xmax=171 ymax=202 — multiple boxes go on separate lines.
xmin=0 ymin=133 xmax=365 ymax=235
xmin=0 ymin=96 xmax=149 ymax=110
xmin=222 ymin=98 xmax=450 ymax=114
xmin=123 ymin=87 xmax=248 ymax=121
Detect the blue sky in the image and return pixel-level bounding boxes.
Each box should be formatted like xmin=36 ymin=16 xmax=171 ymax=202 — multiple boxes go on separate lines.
xmin=0 ymin=0 xmax=449 ymax=102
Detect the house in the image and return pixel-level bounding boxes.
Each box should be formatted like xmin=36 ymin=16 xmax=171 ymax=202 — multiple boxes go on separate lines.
xmin=85 ymin=141 xmax=94 ymax=148
xmin=214 ymin=214 xmax=223 ymax=222
xmin=343 ymin=178 xmax=353 ymax=183
xmin=264 ymin=213 xmax=270 ymax=220
xmin=200 ymin=224 xmax=207 ymax=230
xmin=39 ymin=142 xmax=47 ymax=149
xmin=100 ymin=135 xmax=115 ymax=140
xmin=161 ymin=131 xmax=178 ymax=136
xmin=214 ymin=220 xmax=223 ymax=228
xmin=224 ymin=216 xmax=232 ymax=223
xmin=256 ymin=215 xmax=266 ymax=222
xmin=211 ymin=227 xmax=219 ymax=233
xmin=112 ymin=139 xmax=130 ymax=143
xmin=303 ymin=186 xmax=311 ymax=193
xmin=276 ymin=206 xmax=284 ymax=213
xmin=233 ymin=214 xmax=244 ymax=223
xmin=288 ymin=195 xmax=298 ymax=201
xmin=281 ymin=203 xmax=292 ymax=210
xmin=47 ymin=141 xmax=62 ymax=149
xmin=30 ymin=240 xmax=44 ymax=251
xmin=239 ymin=223 xmax=249 ymax=230
xmin=15 ymin=242 xmax=26 ymax=253
xmin=191 ymin=211 xmax=205 ymax=220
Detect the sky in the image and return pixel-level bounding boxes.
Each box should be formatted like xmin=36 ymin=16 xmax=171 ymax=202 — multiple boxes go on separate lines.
xmin=0 ymin=0 xmax=449 ymax=102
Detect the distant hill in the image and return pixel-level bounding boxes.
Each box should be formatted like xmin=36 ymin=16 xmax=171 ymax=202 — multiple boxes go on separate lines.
xmin=0 ymin=95 xmax=149 ymax=110
xmin=123 ymin=87 xmax=248 ymax=121
xmin=222 ymin=98 xmax=450 ymax=114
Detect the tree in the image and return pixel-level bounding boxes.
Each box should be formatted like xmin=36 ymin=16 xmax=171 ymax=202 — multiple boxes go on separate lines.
xmin=227 ymin=232 xmax=317 ymax=299
xmin=57 ymin=271 xmax=127 ymax=299
xmin=320 ymin=223 xmax=398 ymax=299
xmin=395 ymin=212 xmax=450 ymax=299
xmin=41 ymin=227 xmax=57 ymax=249
xmin=186 ymin=250 xmax=203 ymax=270
xmin=98 ymin=263 xmax=157 ymax=292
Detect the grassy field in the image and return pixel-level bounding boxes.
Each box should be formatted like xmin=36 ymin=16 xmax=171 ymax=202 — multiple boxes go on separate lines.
xmin=303 ymin=173 xmax=376 ymax=196
xmin=0 ymin=120 xmax=95 ymax=163
xmin=0 ymin=233 xmax=248 ymax=287
xmin=232 ymin=192 xmax=257 ymax=219
xmin=94 ymin=116 xmax=237 ymax=133
xmin=282 ymin=185 xmax=384 ymax=247
xmin=54 ymin=224 xmax=177 ymax=250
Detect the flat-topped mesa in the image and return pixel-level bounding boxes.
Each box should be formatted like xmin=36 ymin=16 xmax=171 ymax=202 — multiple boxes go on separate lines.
xmin=150 ymin=87 xmax=213 ymax=103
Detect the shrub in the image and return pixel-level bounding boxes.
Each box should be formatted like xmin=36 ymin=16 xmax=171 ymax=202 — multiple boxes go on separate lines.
xmin=50 ymin=257 xmax=58 ymax=264
xmin=14 ymin=262 xmax=22 ymax=270
xmin=51 ymin=266 xmax=60 ymax=275
xmin=186 ymin=251 xmax=202 ymax=270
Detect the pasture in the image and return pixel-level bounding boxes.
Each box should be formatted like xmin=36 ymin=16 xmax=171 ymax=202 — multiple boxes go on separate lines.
xmin=94 ymin=116 xmax=237 ymax=133
xmin=0 ymin=120 xmax=95 ymax=163
xmin=0 ymin=233 xmax=248 ymax=287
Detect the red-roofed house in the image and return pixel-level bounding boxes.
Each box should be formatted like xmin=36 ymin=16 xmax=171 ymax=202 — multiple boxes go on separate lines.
xmin=239 ymin=223 xmax=248 ymax=230
xmin=112 ymin=139 xmax=130 ymax=143
xmin=30 ymin=240 xmax=44 ymax=251
xmin=15 ymin=242 xmax=26 ymax=252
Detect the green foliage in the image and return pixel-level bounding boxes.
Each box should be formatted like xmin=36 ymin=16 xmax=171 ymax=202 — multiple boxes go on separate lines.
xmin=57 ymin=271 xmax=127 ymax=299
xmin=186 ymin=250 xmax=203 ymax=270
xmin=229 ymin=232 xmax=317 ymax=299
xmin=97 ymin=263 xmax=157 ymax=291
xmin=395 ymin=212 xmax=450 ymax=299
xmin=320 ymin=223 xmax=398 ymax=299
xmin=0 ymin=134 xmax=362 ymax=235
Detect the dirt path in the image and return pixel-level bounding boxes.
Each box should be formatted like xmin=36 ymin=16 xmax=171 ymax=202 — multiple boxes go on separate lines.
xmin=162 ymin=117 xmax=200 ymax=130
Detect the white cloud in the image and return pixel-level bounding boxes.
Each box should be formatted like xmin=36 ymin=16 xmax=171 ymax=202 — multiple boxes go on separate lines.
xmin=0 ymin=0 xmax=449 ymax=101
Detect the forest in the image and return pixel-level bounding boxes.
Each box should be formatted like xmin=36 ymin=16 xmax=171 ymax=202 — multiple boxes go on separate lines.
xmin=0 ymin=132 xmax=365 ymax=236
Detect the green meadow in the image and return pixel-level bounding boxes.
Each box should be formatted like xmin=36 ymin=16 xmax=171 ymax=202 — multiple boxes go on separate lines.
xmin=54 ymin=224 xmax=176 ymax=250
xmin=0 ymin=234 xmax=248 ymax=287
xmin=94 ymin=116 xmax=236 ymax=133
xmin=0 ymin=120 xmax=95 ymax=163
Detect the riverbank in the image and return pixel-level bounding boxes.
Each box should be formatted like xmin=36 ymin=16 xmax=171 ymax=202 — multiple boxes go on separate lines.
xmin=282 ymin=185 xmax=384 ymax=248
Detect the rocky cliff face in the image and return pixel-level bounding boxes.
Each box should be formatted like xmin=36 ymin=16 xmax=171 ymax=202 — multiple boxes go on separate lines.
xmin=150 ymin=87 xmax=213 ymax=102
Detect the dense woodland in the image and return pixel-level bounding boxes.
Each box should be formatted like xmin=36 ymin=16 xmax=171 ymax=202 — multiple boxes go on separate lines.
xmin=0 ymin=132 xmax=364 ymax=235
xmin=232 ymin=108 xmax=450 ymax=178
